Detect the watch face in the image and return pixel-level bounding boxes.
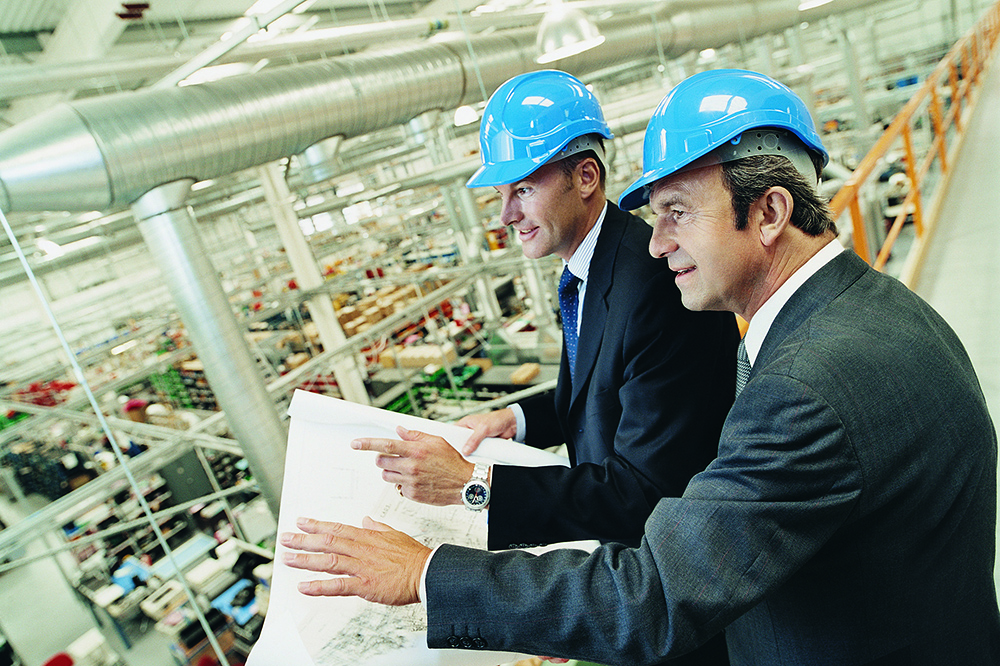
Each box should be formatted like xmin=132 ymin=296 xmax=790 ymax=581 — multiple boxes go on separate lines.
xmin=464 ymin=481 xmax=489 ymax=508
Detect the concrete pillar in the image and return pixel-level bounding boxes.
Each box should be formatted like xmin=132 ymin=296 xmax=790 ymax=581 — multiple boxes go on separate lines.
xmin=835 ymin=16 xmax=873 ymax=132
xmin=408 ymin=111 xmax=503 ymax=323
xmin=257 ymin=162 xmax=371 ymax=405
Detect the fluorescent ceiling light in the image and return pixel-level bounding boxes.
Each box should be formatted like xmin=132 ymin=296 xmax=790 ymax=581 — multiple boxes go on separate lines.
xmin=36 ymin=238 xmax=63 ymax=257
xmin=61 ymin=237 xmax=101 ymax=253
xmin=246 ymin=0 xmax=287 ymax=15
xmin=111 ymin=340 xmax=139 ymax=355
xmin=798 ymin=0 xmax=833 ymax=10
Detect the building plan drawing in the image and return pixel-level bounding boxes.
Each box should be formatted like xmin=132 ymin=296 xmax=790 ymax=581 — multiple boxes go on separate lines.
xmin=247 ymin=389 xmax=574 ymax=666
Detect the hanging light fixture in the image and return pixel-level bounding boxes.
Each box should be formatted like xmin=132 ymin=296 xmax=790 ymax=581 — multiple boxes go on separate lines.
xmin=453 ymin=104 xmax=480 ymax=127
xmin=535 ymin=0 xmax=605 ymax=64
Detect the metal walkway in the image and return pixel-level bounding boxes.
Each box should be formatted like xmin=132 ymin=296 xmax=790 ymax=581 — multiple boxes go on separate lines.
xmin=913 ymin=55 xmax=1000 ymax=421
xmin=909 ymin=53 xmax=1000 ymax=591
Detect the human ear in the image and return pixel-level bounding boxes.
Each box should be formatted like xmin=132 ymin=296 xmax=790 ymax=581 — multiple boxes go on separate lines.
xmin=755 ymin=186 xmax=793 ymax=247
xmin=576 ymin=157 xmax=601 ymax=197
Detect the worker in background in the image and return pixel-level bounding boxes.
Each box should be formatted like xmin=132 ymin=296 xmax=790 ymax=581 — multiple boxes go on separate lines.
xmin=281 ymin=69 xmax=1000 ymax=664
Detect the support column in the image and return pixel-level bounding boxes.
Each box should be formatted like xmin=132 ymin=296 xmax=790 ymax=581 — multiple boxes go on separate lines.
xmin=257 ymin=162 xmax=371 ymax=405
xmin=835 ymin=16 xmax=873 ymax=133
xmin=785 ymin=25 xmax=806 ymax=68
xmin=408 ymin=111 xmax=503 ymax=323
xmin=454 ymin=181 xmax=504 ymax=323
xmin=755 ymin=35 xmax=775 ymax=76
xmin=132 ymin=181 xmax=285 ymax=515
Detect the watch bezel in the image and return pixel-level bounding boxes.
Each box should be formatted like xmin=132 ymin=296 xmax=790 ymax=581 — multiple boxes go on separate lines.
xmin=462 ymin=465 xmax=490 ymax=511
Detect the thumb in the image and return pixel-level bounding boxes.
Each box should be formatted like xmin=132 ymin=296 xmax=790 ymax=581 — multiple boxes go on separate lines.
xmin=461 ymin=426 xmax=486 ymax=455
xmin=362 ymin=515 xmax=392 ymax=532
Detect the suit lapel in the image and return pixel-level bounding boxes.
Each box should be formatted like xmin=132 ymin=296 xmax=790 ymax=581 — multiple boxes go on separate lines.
xmin=756 ymin=250 xmax=870 ymax=370
xmin=568 ymin=205 xmax=626 ymax=407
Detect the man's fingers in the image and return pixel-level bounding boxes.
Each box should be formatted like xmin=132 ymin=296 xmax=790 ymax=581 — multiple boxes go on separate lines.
xmin=297 ymin=576 xmax=362 ymax=597
xmin=351 ymin=437 xmax=407 ymax=455
xmin=396 ymin=426 xmax=442 ymax=444
xmin=375 ymin=454 xmax=407 ymax=476
xmin=280 ymin=518 xmax=368 ymax=556
xmin=295 ymin=516 xmax=361 ymax=538
xmin=461 ymin=426 xmax=487 ymax=455
xmin=282 ymin=549 xmax=358 ymax=576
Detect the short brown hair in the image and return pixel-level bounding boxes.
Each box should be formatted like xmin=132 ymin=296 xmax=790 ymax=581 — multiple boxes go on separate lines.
xmin=555 ymin=135 xmax=607 ymax=191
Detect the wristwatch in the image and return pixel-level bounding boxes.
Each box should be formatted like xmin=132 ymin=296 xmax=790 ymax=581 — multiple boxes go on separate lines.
xmin=461 ymin=463 xmax=490 ymax=511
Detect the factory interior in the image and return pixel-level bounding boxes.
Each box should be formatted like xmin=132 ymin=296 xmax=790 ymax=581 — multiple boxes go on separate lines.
xmin=0 ymin=0 xmax=998 ymax=664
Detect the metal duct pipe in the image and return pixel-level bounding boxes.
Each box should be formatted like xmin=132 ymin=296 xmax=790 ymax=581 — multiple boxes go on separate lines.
xmin=0 ymin=14 xmax=528 ymax=101
xmin=0 ymin=0 xmax=886 ymax=215
xmin=132 ymin=181 xmax=288 ymax=514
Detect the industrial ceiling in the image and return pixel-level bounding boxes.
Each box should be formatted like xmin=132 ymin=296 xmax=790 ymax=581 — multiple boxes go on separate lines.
xmin=0 ymin=0 xmax=968 ymax=286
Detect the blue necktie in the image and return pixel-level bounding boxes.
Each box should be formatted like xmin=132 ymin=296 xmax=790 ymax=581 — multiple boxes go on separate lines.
xmin=559 ymin=266 xmax=581 ymax=382
xmin=736 ymin=338 xmax=750 ymax=397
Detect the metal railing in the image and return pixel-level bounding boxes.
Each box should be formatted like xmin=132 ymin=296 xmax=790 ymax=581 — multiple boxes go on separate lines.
xmin=830 ymin=0 xmax=1000 ymax=283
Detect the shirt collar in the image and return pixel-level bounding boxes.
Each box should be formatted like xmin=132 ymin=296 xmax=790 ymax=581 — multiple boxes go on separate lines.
xmin=743 ymin=238 xmax=844 ymax=365
xmin=564 ymin=202 xmax=608 ymax=282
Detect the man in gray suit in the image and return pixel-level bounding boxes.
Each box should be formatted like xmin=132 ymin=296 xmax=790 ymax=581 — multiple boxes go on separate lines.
xmin=281 ymin=69 xmax=1000 ymax=665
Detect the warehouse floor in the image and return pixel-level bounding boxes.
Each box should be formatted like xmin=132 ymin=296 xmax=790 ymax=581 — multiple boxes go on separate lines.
xmin=0 ymin=493 xmax=178 ymax=666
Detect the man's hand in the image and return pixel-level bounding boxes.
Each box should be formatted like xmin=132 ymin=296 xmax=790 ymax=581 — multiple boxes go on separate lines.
xmin=455 ymin=408 xmax=517 ymax=455
xmin=352 ymin=427 xmax=474 ymax=506
xmin=280 ymin=516 xmax=430 ymax=606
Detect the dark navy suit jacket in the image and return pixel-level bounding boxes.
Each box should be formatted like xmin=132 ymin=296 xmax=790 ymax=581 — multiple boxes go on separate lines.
xmin=487 ymin=202 xmax=738 ymax=551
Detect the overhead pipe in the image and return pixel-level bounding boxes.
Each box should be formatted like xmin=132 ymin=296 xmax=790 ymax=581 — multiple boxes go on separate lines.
xmin=0 ymin=1 xmax=741 ymax=102
xmin=0 ymin=0 xmax=887 ymax=216
xmin=0 ymin=13 xmax=539 ymax=103
xmin=131 ymin=181 xmax=288 ymax=514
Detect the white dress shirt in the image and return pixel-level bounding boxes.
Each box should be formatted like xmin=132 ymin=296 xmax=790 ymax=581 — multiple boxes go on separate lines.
xmin=509 ymin=203 xmax=608 ymax=441
xmin=741 ymin=239 xmax=844 ymax=366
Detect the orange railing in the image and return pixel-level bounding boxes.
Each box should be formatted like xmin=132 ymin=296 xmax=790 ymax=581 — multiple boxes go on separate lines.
xmin=829 ymin=0 xmax=1000 ymax=282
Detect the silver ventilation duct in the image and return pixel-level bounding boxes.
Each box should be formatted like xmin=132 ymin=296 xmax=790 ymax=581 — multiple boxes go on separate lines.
xmin=0 ymin=0 xmax=885 ymax=215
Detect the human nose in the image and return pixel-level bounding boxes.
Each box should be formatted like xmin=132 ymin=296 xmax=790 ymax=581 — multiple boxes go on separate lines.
xmin=499 ymin=195 xmax=522 ymax=226
xmin=649 ymin=218 xmax=677 ymax=258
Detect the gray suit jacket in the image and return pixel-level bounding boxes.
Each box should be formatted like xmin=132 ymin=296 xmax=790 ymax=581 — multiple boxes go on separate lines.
xmin=426 ymin=250 xmax=1000 ymax=665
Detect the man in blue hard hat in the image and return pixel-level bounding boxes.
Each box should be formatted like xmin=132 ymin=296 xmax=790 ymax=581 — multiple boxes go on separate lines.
xmin=282 ymin=68 xmax=1000 ymax=664
xmin=349 ymin=69 xmax=737 ymax=560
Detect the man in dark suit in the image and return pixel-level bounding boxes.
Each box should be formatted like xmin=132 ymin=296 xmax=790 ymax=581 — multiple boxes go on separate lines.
xmin=351 ymin=70 xmax=736 ymax=558
xmin=281 ymin=69 xmax=1000 ymax=664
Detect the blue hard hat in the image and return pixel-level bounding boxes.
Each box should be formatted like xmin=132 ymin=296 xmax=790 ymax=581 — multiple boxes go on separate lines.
xmin=618 ymin=69 xmax=829 ymax=211
xmin=466 ymin=70 xmax=614 ymax=188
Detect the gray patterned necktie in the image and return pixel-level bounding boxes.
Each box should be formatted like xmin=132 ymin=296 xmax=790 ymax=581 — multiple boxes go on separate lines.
xmin=736 ymin=338 xmax=751 ymax=397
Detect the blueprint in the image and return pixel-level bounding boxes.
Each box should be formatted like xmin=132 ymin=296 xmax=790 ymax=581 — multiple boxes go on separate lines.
xmin=246 ymin=390 xmax=574 ymax=666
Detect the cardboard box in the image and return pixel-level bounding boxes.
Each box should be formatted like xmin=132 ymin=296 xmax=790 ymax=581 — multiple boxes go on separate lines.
xmin=397 ymin=343 xmax=457 ymax=368
xmin=466 ymin=358 xmax=493 ymax=372
xmin=510 ymin=363 xmax=541 ymax=384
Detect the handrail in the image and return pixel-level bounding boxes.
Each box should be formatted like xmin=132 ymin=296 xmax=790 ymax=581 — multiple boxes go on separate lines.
xmin=829 ymin=0 xmax=1000 ymax=283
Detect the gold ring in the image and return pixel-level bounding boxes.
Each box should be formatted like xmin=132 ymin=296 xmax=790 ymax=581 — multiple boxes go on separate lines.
xmin=396 ymin=484 xmax=403 ymax=497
